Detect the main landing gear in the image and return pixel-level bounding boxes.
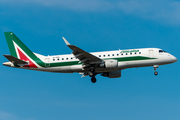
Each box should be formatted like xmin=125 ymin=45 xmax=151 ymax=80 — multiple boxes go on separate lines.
xmin=88 ymin=70 xmax=97 ymax=83
xmin=91 ymin=77 xmax=97 ymax=83
xmin=153 ymin=65 xmax=159 ymax=76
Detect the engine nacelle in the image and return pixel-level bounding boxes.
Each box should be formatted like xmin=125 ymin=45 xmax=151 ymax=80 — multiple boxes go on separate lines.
xmin=101 ymin=70 xmax=121 ymax=78
xmin=100 ymin=59 xmax=118 ymax=69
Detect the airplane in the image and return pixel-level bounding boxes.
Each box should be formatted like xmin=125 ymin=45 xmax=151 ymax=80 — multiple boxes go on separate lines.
xmin=3 ymin=32 xmax=177 ymax=83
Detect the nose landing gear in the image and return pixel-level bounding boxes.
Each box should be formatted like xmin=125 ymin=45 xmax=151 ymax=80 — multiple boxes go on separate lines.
xmin=153 ymin=65 xmax=159 ymax=76
xmin=154 ymin=71 xmax=158 ymax=76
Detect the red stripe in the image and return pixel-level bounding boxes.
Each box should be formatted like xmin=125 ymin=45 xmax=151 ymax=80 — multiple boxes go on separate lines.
xmin=17 ymin=48 xmax=38 ymax=68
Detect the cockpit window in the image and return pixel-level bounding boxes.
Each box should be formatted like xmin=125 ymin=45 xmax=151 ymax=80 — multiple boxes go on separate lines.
xmin=159 ymin=50 xmax=163 ymax=53
xmin=159 ymin=50 xmax=167 ymax=53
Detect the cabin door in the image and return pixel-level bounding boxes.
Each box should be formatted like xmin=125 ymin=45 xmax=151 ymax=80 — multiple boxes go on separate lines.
xmin=45 ymin=58 xmax=50 ymax=67
xmin=149 ymin=50 xmax=154 ymax=58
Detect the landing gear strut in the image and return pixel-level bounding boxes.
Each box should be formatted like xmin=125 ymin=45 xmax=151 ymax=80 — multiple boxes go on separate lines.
xmin=88 ymin=68 xmax=97 ymax=83
xmin=153 ymin=65 xmax=159 ymax=76
xmin=88 ymin=71 xmax=94 ymax=77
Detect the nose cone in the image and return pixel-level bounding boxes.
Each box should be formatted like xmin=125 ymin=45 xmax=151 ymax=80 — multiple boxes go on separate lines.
xmin=171 ymin=55 xmax=178 ymax=63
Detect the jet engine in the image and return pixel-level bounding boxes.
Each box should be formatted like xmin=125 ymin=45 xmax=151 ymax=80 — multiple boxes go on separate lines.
xmin=101 ymin=70 xmax=121 ymax=78
xmin=100 ymin=59 xmax=118 ymax=69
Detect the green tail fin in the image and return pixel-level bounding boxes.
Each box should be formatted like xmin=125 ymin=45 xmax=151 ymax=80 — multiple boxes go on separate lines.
xmin=4 ymin=32 xmax=45 ymax=67
xmin=4 ymin=32 xmax=36 ymax=59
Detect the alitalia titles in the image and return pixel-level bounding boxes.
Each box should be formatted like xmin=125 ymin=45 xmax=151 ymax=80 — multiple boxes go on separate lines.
xmin=120 ymin=50 xmax=139 ymax=54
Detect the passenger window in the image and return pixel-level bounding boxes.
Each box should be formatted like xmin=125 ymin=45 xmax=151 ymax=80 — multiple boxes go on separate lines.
xmin=135 ymin=52 xmax=137 ymax=54
xmin=66 ymin=58 xmax=68 ymax=60
xmin=108 ymin=54 xmax=110 ymax=57
xmin=130 ymin=53 xmax=132 ymax=55
xmin=57 ymin=59 xmax=59 ymax=61
xmin=139 ymin=52 xmax=141 ymax=54
xmin=71 ymin=57 xmax=73 ymax=59
xmin=62 ymin=58 xmax=64 ymax=60
xmin=126 ymin=53 xmax=128 ymax=55
xmin=103 ymin=55 xmax=105 ymax=57
xmin=117 ymin=54 xmax=119 ymax=56
xmin=112 ymin=54 xmax=114 ymax=56
xmin=53 ymin=59 xmax=55 ymax=61
xmin=121 ymin=53 xmax=123 ymax=55
xmin=99 ymin=55 xmax=101 ymax=57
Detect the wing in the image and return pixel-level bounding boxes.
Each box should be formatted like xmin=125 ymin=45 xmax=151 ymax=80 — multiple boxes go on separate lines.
xmin=62 ymin=37 xmax=103 ymax=64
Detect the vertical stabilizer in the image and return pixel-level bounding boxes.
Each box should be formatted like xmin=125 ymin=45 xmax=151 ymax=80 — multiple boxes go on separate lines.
xmin=4 ymin=32 xmax=34 ymax=58
xmin=4 ymin=32 xmax=44 ymax=68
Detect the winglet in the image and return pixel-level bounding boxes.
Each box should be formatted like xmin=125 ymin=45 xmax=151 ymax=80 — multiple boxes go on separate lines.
xmin=62 ymin=37 xmax=70 ymax=45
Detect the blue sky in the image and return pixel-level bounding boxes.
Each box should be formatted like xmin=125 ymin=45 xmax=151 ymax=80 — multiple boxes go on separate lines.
xmin=0 ymin=0 xmax=180 ymax=120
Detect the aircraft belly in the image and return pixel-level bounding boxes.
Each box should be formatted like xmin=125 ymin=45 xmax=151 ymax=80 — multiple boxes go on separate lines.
xmin=127 ymin=60 xmax=156 ymax=67
xmin=126 ymin=58 xmax=171 ymax=68
xmin=21 ymin=65 xmax=82 ymax=73
xmin=57 ymin=66 xmax=72 ymax=72
xmin=28 ymin=66 xmax=73 ymax=73
xmin=70 ymin=65 xmax=83 ymax=72
xmin=118 ymin=62 xmax=128 ymax=69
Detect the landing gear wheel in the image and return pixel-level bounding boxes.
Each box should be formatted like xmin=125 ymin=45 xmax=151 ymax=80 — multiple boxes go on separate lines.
xmin=91 ymin=77 xmax=97 ymax=83
xmin=154 ymin=71 xmax=158 ymax=76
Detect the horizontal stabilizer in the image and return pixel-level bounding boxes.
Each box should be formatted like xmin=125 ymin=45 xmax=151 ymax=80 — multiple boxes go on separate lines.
xmin=3 ymin=55 xmax=28 ymax=64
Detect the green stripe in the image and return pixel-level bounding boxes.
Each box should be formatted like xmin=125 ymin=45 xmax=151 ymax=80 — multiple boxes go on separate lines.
xmin=49 ymin=61 xmax=81 ymax=67
xmin=114 ymin=56 xmax=156 ymax=62
xmin=48 ymin=56 xmax=156 ymax=67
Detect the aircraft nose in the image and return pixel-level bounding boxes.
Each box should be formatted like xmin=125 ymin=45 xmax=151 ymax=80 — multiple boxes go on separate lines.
xmin=171 ymin=55 xmax=178 ymax=62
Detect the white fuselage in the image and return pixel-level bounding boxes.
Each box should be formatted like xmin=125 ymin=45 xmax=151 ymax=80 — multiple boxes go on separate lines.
xmin=25 ymin=48 xmax=177 ymax=73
